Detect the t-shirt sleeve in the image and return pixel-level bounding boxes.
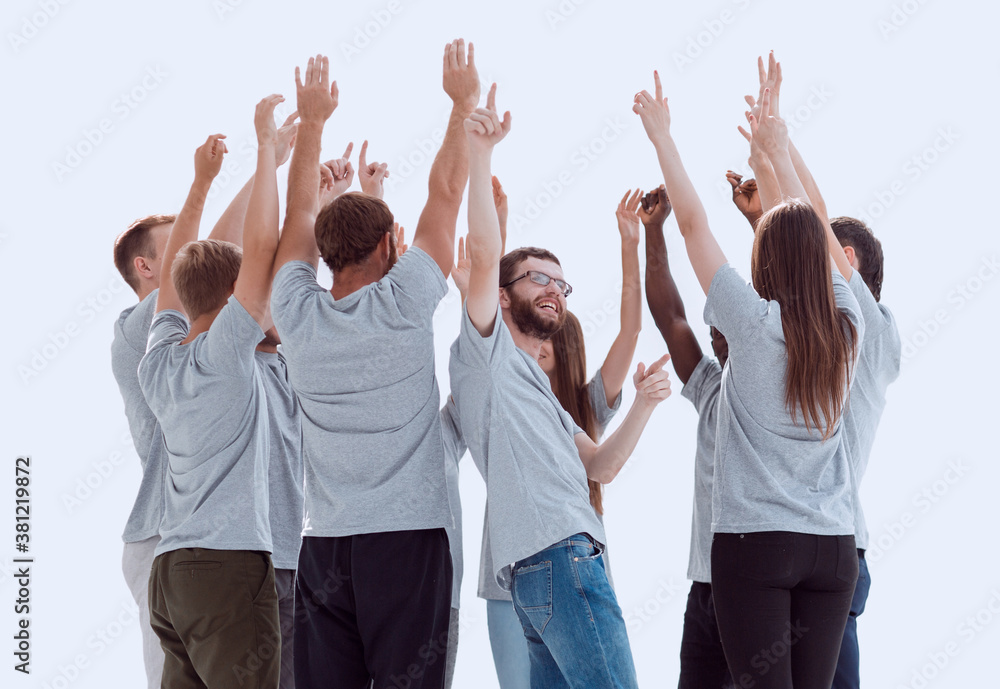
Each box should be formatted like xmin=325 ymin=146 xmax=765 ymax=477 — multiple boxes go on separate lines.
xmin=271 ymin=261 xmax=325 ymax=336
xmin=703 ymin=263 xmax=769 ymax=345
xmin=587 ymin=368 xmax=622 ymax=437
xmin=200 ymin=296 xmax=265 ymax=377
xmin=145 ymin=309 xmax=189 ymax=355
xmin=681 ymin=354 xmax=723 ymax=420
xmin=440 ymin=396 xmax=468 ymax=465
xmin=453 ymin=302 xmax=516 ymax=371
xmin=833 ymin=270 xmax=865 ymax=350
xmin=848 ymin=269 xmax=890 ymax=337
xmin=384 ymin=247 xmax=449 ymax=327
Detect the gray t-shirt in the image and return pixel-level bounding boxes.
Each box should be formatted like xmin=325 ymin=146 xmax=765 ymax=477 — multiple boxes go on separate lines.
xmin=111 ymin=289 xmax=167 ymax=543
xmin=450 ymin=305 xmax=607 ymax=590
xmin=440 ymin=397 xmax=467 ymax=609
xmin=680 ymin=355 xmax=723 ymax=584
xmin=476 ymin=368 xmax=621 ymax=600
xmin=703 ymin=264 xmax=865 ymax=536
xmin=270 ymin=248 xmax=453 ymax=537
xmin=256 ymin=350 xmax=305 ymax=570
xmin=138 ymin=297 xmax=271 ymax=556
xmin=842 ymin=270 xmax=901 ymax=550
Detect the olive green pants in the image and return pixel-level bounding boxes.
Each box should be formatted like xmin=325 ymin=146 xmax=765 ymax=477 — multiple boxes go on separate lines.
xmin=149 ymin=548 xmax=280 ymax=689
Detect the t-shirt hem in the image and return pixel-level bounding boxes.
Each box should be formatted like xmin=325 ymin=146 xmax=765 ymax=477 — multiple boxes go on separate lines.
xmin=301 ymin=517 xmax=454 ymax=538
xmin=711 ymin=521 xmax=854 ymax=536
xmin=154 ymin=540 xmax=274 ymax=557
xmin=121 ymin=526 xmax=161 ymax=544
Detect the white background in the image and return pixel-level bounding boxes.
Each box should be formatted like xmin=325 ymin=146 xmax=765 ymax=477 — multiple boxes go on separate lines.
xmin=2 ymin=0 xmax=998 ymax=687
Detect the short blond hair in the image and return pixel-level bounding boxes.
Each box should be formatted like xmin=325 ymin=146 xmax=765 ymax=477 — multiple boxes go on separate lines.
xmin=171 ymin=239 xmax=242 ymax=320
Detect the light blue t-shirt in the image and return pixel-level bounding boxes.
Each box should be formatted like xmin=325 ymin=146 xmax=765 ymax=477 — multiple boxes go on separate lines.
xmin=111 ymin=289 xmax=166 ymax=543
xmin=842 ymin=270 xmax=901 ymax=550
xmin=450 ymin=305 xmax=606 ymax=590
xmin=138 ymin=297 xmax=271 ymax=556
xmin=270 ymin=248 xmax=453 ymax=537
xmin=440 ymin=397 xmax=467 ymax=609
xmin=680 ymin=355 xmax=723 ymax=583
xmin=476 ymin=369 xmax=621 ymax=600
xmin=704 ymin=264 xmax=865 ymax=536
xmin=256 ymin=350 xmax=305 ymax=570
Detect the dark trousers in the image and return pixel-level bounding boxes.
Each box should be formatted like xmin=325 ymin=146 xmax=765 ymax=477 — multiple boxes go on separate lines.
xmin=148 ymin=548 xmax=280 ymax=689
xmin=293 ymin=529 xmax=452 ymax=689
xmin=678 ymin=582 xmax=736 ymax=689
xmin=711 ymin=532 xmax=858 ymax=689
xmin=832 ymin=551 xmax=870 ymax=689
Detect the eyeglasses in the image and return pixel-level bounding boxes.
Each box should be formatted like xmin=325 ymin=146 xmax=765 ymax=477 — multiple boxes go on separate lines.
xmin=501 ymin=270 xmax=573 ymax=297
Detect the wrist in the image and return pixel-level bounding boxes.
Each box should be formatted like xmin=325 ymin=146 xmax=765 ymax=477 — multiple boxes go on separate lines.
xmin=642 ymin=220 xmax=664 ymax=230
xmin=451 ymin=97 xmax=478 ymax=114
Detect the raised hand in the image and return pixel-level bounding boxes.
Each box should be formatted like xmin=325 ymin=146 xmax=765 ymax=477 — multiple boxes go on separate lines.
xmin=639 ymin=184 xmax=672 ymax=226
xmin=747 ymin=89 xmax=788 ymax=157
xmin=358 ymin=140 xmax=389 ymax=199
xmin=329 ymin=142 xmax=355 ymax=196
xmin=295 ymin=54 xmax=338 ymax=125
xmin=633 ymin=353 xmax=673 ymax=406
xmin=194 ymin=134 xmax=227 ymax=183
xmin=274 ymin=111 xmax=299 ymax=166
xmin=755 ymin=51 xmax=782 ymax=119
xmin=463 ymin=83 xmax=511 ymax=153
xmin=254 ymin=94 xmax=284 ymax=147
xmin=616 ymin=189 xmax=642 ymax=249
xmin=443 ymin=38 xmax=480 ymax=109
xmin=492 ymin=175 xmax=508 ymax=229
xmin=451 ymin=235 xmax=471 ymax=298
xmin=633 ymin=71 xmax=671 ymax=144
xmin=726 ymin=172 xmax=762 ymax=217
xmin=394 ymin=223 xmax=407 ymax=256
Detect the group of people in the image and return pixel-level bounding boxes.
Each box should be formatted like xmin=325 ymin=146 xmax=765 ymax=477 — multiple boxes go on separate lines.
xmin=111 ymin=41 xmax=900 ymax=689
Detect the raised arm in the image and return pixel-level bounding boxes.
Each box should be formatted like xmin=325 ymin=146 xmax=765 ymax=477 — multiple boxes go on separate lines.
xmin=492 ymin=175 xmax=508 ymax=254
xmin=273 ymin=54 xmax=338 ymax=274
xmin=208 ymin=112 xmax=298 ymax=246
xmin=599 ymin=189 xmax=643 ymax=405
xmin=464 ymin=85 xmax=511 ymax=335
xmin=641 ymin=185 xmax=704 ymax=385
xmin=575 ymin=353 xmax=672 ymax=484
xmin=233 ymin=95 xmax=284 ymax=326
xmin=751 ymin=82 xmax=853 ymax=280
xmin=155 ymin=134 xmax=227 ymax=314
xmin=634 ymin=71 xmax=726 ymax=296
xmin=411 ymin=39 xmax=480 ymax=276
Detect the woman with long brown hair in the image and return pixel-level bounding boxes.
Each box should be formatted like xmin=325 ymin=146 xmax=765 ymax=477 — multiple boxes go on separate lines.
xmin=635 ymin=68 xmax=864 ymax=689
xmin=451 ymin=184 xmax=644 ymax=689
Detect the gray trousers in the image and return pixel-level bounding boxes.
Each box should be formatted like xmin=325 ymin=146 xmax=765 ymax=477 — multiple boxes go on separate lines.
xmin=122 ymin=536 xmax=165 ymax=689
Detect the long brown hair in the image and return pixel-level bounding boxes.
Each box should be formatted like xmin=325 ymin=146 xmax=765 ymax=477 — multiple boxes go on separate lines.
xmin=548 ymin=312 xmax=605 ymax=514
xmin=751 ymin=201 xmax=858 ymax=439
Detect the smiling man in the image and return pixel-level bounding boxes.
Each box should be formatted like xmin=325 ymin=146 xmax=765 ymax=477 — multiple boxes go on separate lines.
xmin=449 ymin=84 xmax=673 ymax=688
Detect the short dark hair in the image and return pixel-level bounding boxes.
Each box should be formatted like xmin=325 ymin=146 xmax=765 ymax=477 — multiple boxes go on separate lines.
xmin=315 ymin=193 xmax=394 ymax=273
xmin=113 ymin=214 xmax=176 ymax=293
xmin=499 ymin=247 xmax=562 ymax=288
xmin=830 ymin=216 xmax=885 ymax=302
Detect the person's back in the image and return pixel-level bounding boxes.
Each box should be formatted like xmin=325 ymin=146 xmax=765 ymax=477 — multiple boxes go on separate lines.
xmin=272 ymin=246 xmax=449 ymax=534
xmin=140 ymin=294 xmax=271 ymax=554
xmin=706 ymin=259 xmax=864 ymax=535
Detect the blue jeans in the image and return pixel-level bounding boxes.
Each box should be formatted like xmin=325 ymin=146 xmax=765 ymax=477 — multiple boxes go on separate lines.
xmin=832 ymin=550 xmax=871 ymax=689
xmin=487 ymin=599 xmax=531 ymax=689
xmin=511 ymin=534 xmax=639 ymax=689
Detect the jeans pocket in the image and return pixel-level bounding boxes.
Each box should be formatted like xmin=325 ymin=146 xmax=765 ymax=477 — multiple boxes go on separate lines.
xmin=736 ymin=534 xmax=794 ymax=583
xmin=513 ymin=561 xmax=553 ymax=634
xmin=173 ymin=561 xmax=222 ymax=570
xmin=569 ymin=535 xmax=604 ymax=562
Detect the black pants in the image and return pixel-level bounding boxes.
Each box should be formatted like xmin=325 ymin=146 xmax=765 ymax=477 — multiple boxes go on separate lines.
xmin=711 ymin=532 xmax=858 ymax=689
xmin=293 ymin=529 xmax=452 ymax=689
xmin=679 ymin=582 xmax=735 ymax=689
